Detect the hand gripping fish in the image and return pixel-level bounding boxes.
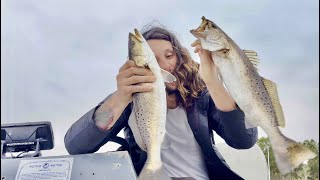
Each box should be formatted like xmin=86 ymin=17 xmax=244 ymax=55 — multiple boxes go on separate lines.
xmin=128 ymin=29 xmax=176 ymax=180
xmin=190 ymin=16 xmax=316 ymax=175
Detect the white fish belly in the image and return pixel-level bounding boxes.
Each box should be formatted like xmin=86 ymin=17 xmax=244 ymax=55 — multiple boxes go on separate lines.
xmin=131 ymin=67 xmax=167 ymax=163
xmin=213 ymin=54 xmax=271 ymax=128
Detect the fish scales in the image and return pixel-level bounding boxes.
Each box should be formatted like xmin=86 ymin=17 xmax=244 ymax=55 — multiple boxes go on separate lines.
xmin=128 ymin=29 xmax=175 ymax=180
xmin=190 ymin=16 xmax=316 ymax=175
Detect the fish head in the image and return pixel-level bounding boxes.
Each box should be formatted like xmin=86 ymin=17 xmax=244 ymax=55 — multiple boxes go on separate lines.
xmin=190 ymin=16 xmax=230 ymax=53
xmin=128 ymin=29 xmax=153 ymax=67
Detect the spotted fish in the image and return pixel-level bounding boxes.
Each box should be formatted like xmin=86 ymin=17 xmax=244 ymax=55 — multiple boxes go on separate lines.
xmin=190 ymin=16 xmax=316 ymax=175
xmin=128 ymin=29 xmax=176 ymax=180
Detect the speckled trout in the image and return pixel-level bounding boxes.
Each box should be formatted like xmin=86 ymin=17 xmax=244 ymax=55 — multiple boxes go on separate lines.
xmin=128 ymin=29 xmax=176 ymax=180
xmin=190 ymin=16 xmax=316 ymax=175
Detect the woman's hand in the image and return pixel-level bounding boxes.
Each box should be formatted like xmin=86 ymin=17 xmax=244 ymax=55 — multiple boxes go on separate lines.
xmin=191 ymin=40 xmax=236 ymax=111
xmin=191 ymin=39 xmax=219 ymax=85
xmin=94 ymin=60 xmax=156 ymax=131
xmin=115 ymin=60 xmax=156 ymax=105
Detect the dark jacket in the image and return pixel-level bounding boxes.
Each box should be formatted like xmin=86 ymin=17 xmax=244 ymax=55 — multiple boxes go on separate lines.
xmin=64 ymin=90 xmax=258 ymax=180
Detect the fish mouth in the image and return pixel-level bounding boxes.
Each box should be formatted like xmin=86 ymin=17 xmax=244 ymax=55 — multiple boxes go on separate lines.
xmin=190 ymin=16 xmax=228 ymax=52
xmin=190 ymin=16 xmax=220 ymax=34
xmin=190 ymin=16 xmax=212 ymax=36
xmin=129 ymin=29 xmax=144 ymax=43
xmin=128 ymin=29 xmax=145 ymax=60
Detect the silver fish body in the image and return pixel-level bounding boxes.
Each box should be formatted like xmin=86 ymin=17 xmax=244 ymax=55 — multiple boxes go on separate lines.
xmin=190 ymin=16 xmax=316 ymax=175
xmin=128 ymin=29 xmax=175 ymax=180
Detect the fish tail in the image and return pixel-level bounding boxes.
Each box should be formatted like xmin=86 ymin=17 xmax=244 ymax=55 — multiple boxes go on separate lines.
xmin=138 ymin=162 xmax=171 ymax=180
xmin=270 ymin=133 xmax=316 ymax=175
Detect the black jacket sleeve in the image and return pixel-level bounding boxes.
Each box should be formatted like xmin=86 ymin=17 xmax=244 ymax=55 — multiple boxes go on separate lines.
xmin=207 ymin=91 xmax=258 ymax=149
xmin=64 ymin=94 xmax=131 ymax=155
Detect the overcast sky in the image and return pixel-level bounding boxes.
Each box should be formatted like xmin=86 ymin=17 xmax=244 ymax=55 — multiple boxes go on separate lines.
xmin=1 ymin=0 xmax=319 ymax=156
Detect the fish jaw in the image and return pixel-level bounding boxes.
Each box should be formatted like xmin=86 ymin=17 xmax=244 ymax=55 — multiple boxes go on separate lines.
xmin=190 ymin=16 xmax=230 ymax=52
xmin=128 ymin=29 xmax=150 ymax=67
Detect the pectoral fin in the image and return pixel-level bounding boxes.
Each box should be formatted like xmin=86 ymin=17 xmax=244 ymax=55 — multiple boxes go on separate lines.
xmin=262 ymin=77 xmax=286 ymax=127
xmin=160 ymin=69 xmax=176 ymax=83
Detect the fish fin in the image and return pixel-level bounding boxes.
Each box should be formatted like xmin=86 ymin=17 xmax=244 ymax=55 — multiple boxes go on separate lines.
xmin=128 ymin=110 xmax=147 ymax=151
xmin=243 ymin=49 xmax=260 ymax=71
xmin=138 ymin=163 xmax=171 ymax=180
xmin=262 ymin=77 xmax=286 ymax=128
xmin=160 ymin=69 xmax=176 ymax=83
xmin=270 ymin=133 xmax=317 ymax=175
xmin=244 ymin=115 xmax=259 ymax=128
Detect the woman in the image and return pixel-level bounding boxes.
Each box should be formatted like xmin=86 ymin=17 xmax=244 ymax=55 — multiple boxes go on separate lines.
xmin=64 ymin=25 xmax=258 ymax=180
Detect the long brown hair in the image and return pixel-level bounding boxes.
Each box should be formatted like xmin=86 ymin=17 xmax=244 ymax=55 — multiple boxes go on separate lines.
xmin=142 ymin=26 xmax=206 ymax=108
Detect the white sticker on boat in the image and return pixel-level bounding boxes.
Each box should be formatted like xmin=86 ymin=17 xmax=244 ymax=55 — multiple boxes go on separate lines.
xmin=15 ymin=158 xmax=73 ymax=180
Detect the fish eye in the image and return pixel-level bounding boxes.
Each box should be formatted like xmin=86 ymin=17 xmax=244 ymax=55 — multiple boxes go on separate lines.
xmin=206 ymin=21 xmax=217 ymax=29
xmin=207 ymin=22 xmax=215 ymax=29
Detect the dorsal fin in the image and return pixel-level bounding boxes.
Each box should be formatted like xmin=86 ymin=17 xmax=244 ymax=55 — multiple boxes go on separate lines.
xmin=262 ymin=77 xmax=286 ymax=127
xmin=243 ymin=49 xmax=260 ymax=71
